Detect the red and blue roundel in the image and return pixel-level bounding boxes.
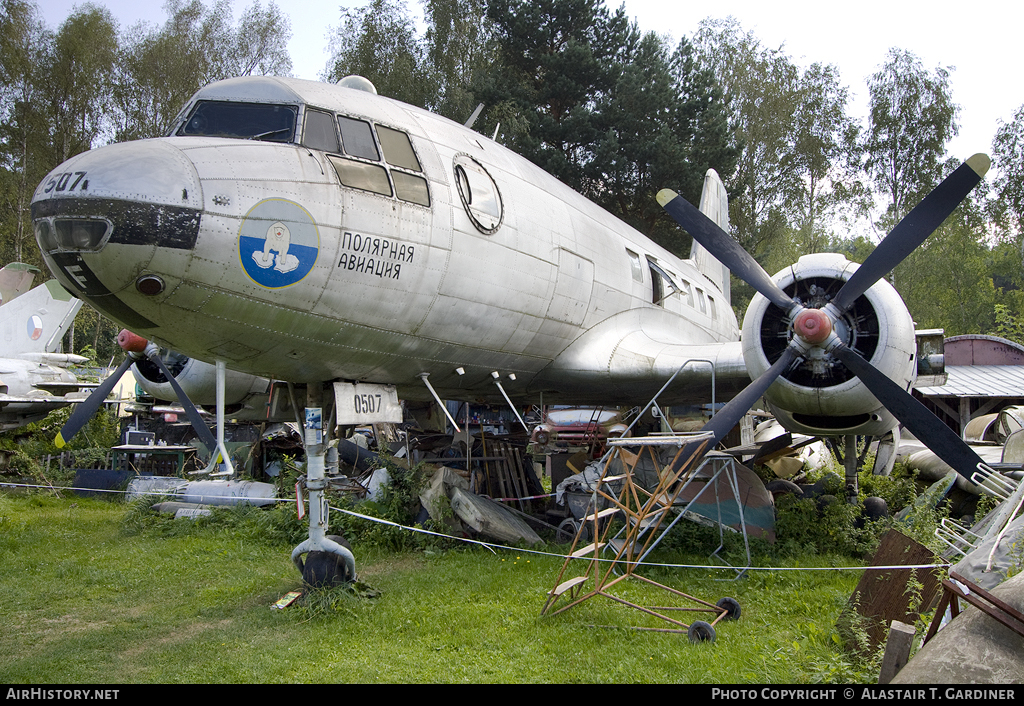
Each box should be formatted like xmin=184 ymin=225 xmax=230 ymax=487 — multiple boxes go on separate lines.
xmin=238 ymin=198 xmax=319 ymax=288
xmin=28 ymin=314 xmax=43 ymax=341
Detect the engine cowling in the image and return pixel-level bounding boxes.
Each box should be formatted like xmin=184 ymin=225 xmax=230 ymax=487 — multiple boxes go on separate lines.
xmin=741 ymin=253 xmax=917 ymax=437
xmin=131 ymin=353 xmax=270 ymax=413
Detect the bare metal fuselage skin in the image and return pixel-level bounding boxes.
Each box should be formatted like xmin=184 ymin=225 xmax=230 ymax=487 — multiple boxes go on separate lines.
xmin=31 ymin=77 xmax=746 ymax=406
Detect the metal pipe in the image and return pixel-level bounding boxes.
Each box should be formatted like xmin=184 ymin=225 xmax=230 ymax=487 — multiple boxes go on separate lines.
xmin=211 ymin=360 xmax=235 ymax=477
xmin=491 ymin=372 xmax=528 ymax=431
xmin=419 ymin=373 xmax=461 ymax=432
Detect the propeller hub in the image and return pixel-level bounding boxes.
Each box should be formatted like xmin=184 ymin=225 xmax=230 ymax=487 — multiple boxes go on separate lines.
xmin=117 ymin=329 xmax=149 ymax=353
xmin=793 ymin=308 xmax=832 ymax=345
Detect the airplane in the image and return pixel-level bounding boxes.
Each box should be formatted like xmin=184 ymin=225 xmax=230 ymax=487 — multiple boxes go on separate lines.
xmin=29 ymin=74 xmax=994 ymax=583
xmin=0 ymin=262 xmax=91 ymax=431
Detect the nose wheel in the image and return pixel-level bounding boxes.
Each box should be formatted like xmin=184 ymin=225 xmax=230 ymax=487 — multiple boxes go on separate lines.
xmin=301 ymin=534 xmax=355 ymax=587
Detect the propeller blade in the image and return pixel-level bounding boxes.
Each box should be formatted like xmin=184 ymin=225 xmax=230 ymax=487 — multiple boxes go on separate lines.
xmin=671 ymin=347 xmax=799 ymax=472
xmin=146 ymin=350 xmax=218 ymax=456
xmin=55 ymin=355 xmax=134 ymax=448
xmin=702 ymin=345 xmax=799 ymax=446
xmin=830 ymin=343 xmax=992 ymax=484
xmin=830 ymin=154 xmax=990 ymax=314
xmin=658 ymin=189 xmax=799 ymax=314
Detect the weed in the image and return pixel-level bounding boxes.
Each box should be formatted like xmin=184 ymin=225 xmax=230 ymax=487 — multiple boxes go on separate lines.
xmin=292 ymin=581 xmax=381 ymax=622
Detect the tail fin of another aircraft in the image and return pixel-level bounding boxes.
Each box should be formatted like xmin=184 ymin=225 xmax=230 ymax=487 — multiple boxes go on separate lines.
xmin=0 ymin=262 xmax=41 ymax=305
xmin=0 ymin=279 xmax=82 ymax=357
xmin=691 ymin=169 xmax=731 ymax=306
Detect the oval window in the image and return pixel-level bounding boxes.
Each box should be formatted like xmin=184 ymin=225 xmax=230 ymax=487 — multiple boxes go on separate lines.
xmin=453 ymin=155 xmax=502 ymax=233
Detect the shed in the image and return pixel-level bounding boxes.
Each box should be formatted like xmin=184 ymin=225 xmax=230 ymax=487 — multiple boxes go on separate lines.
xmin=915 ymin=335 xmax=1024 ymax=435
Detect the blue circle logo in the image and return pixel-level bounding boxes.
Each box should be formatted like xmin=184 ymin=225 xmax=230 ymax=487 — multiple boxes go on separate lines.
xmin=238 ymin=199 xmax=319 ymax=288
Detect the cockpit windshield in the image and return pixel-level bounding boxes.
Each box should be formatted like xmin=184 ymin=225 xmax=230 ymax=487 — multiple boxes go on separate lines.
xmin=177 ymin=101 xmax=297 ymax=142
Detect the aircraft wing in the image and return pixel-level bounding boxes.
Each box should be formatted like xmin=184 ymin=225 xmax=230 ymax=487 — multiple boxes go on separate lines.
xmin=534 ymin=311 xmax=749 ymax=406
xmin=0 ymin=394 xmax=83 ymax=408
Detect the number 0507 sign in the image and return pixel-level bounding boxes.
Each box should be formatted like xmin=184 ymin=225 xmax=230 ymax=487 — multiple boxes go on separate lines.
xmin=333 ymin=382 xmax=402 ymax=425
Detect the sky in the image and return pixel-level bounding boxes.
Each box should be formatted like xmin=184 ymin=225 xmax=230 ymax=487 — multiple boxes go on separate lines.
xmin=37 ymin=0 xmax=1024 ymax=163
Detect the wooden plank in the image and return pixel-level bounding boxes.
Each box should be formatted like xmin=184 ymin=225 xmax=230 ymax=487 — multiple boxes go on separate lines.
xmin=878 ymin=620 xmax=916 ymax=684
xmin=571 ymin=542 xmax=605 ymax=558
xmin=549 ymin=576 xmax=587 ymax=597
xmin=838 ymin=529 xmax=942 ymax=654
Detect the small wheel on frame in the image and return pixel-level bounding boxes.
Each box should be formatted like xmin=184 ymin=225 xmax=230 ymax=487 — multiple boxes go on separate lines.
xmin=555 ymin=518 xmax=581 ymax=544
xmin=716 ymin=596 xmax=741 ymax=621
xmin=688 ymin=620 xmax=716 ymax=644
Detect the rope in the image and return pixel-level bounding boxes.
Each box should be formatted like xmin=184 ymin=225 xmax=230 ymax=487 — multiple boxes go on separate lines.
xmin=0 ymin=480 xmax=953 ymax=573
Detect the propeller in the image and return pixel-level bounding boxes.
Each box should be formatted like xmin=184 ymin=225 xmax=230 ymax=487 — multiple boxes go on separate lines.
xmin=660 ymin=153 xmax=993 ymax=483
xmin=56 ymin=329 xmax=218 ymax=456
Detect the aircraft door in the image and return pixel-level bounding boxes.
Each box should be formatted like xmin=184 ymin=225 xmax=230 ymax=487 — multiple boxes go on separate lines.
xmin=546 ymin=248 xmax=594 ymax=327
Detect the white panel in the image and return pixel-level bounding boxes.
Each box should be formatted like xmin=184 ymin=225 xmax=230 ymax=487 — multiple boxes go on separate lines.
xmin=334 ymin=382 xmax=402 ymax=424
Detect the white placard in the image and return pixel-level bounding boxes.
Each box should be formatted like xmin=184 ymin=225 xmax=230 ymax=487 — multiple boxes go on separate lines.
xmin=333 ymin=382 xmax=402 ymax=425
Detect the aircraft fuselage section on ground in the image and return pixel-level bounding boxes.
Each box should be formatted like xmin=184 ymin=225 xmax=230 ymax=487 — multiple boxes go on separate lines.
xmin=31 ymin=76 xmax=745 ymax=405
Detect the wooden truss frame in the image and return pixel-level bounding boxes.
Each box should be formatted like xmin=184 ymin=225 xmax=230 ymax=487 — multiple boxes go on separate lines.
xmin=540 ymin=432 xmax=740 ymax=641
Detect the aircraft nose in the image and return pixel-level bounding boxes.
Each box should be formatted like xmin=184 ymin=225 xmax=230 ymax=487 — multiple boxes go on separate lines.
xmin=30 ymin=140 xmax=203 ymax=329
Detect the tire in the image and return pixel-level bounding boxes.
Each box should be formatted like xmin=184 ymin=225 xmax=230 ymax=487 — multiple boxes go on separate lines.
xmin=302 ymin=534 xmax=354 ymax=587
xmin=716 ymin=596 xmax=741 ymax=620
xmin=556 ymin=518 xmax=588 ymax=544
xmin=688 ymin=620 xmax=716 ymax=644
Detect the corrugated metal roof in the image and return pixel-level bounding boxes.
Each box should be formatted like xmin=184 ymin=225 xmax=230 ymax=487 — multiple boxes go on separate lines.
xmin=916 ymin=365 xmax=1024 ymax=398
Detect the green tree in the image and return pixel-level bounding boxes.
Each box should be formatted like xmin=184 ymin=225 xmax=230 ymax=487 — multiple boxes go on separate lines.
xmin=422 ymin=0 xmax=495 ymax=122
xmin=991 ymin=104 xmax=1024 ymax=265
xmin=230 ymin=1 xmax=292 ymax=77
xmin=36 ymin=4 xmax=119 ymax=165
xmin=474 ymin=0 xmax=635 ymax=191
xmin=789 ymin=64 xmax=867 ymax=247
xmin=323 ymin=0 xmax=432 ymax=109
xmin=587 ymin=31 xmax=737 ymax=254
xmin=894 ymin=184 xmax=996 ymax=336
xmin=864 ymin=48 xmax=959 ymax=227
xmin=111 ymin=0 xmax=235 ymax=141
xmin=0 ymin=0 xmax=47 ymax=265
xmin=692 ymin=17 xmax=799 ymax=261
xmin=691 ymin=18 xmax=863 ymax=307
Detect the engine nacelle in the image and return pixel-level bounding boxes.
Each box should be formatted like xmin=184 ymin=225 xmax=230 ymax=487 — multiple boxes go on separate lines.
xmin=741 ymin=253 xmax=917 ymax=437
xmin=131 ymin=353 xmax=271 ymax=415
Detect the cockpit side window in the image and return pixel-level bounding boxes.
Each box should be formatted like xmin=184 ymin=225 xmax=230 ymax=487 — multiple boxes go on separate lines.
xmin=177 ymin=101 xmax=296 ymax=142
xmin=377 ymin=126 xmax=421 ymax=171
xmin=328 ymin=115 xmax=430 ymax=207
xmin=303 ymin=108 xmax=340 ymax=152
xmin=337 ymin=116 xmax=380 ymax=160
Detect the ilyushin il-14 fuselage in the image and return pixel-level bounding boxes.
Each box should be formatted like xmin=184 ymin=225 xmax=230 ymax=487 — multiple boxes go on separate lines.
xmin=31 ymin=76 xmax=749 ymax=407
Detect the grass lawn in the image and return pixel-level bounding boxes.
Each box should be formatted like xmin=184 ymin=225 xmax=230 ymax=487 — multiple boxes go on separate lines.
xmin=0 ymin=493 xmax=874 ymax=684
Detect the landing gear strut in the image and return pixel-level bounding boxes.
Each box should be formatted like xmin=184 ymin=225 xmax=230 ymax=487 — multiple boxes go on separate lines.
xmin=291 ymin=391 xmax=355 ymax=586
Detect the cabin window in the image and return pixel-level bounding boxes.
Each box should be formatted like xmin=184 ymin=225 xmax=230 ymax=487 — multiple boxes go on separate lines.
xmin=327 ymin=155 xmax=392 ymax=197
xmin=650 ymin=265 xmax=664 ymax=306
xmin=377 ymin=125 xmax=421 ymax=171
xmin=392 ymin=171 xmax=430 ymax=206
xmin=454 ymin=154 xmax=502 ymax=233
xmin=177 ymin=101 xmax=296 ymax=142
xmin=303 ymin=108 xmax=340 ymax=152
xmin=338 ymin=116 xmax=380 ymax=160
xmin=680 ymin=279 xmax=694 ymax=307
xmin=626 ymin=250 xmax=644 ymax=283
xmin=329 ymin=116 xmax=429 ymax=206
xmin=708 ymin=295 xmax=718 ymax=320
xmin=696 ymin=288 xmax=707 ymax=314
xmin=648 ymin=258 xmax=681 ymax=307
